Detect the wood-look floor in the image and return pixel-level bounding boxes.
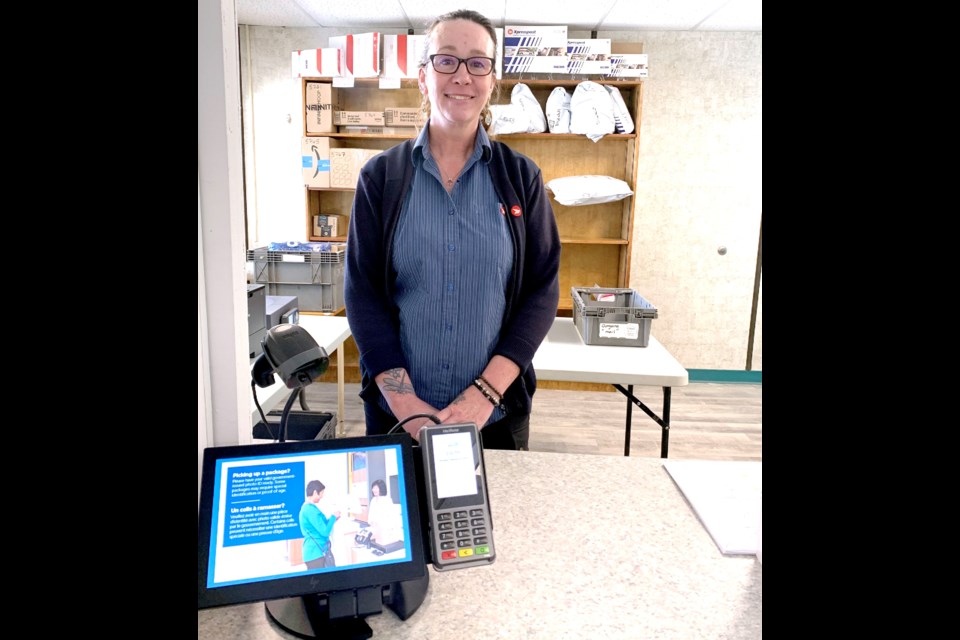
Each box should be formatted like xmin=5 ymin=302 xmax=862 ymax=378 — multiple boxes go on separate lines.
xmin=291 ymin=381 xmax=761 ymax=461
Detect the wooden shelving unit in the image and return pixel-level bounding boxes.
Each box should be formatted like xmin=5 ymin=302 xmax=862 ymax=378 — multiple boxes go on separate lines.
xmin=300 ymin=76 xmax=642 ymax=381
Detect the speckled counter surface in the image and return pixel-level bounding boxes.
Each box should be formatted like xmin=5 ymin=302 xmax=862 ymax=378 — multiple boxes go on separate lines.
xmin=199 ymin=450 xmax=762 ymax=640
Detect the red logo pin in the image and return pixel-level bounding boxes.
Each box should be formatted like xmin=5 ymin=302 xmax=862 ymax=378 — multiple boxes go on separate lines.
xmin=510 ymin=205 xmax=522 ymax=217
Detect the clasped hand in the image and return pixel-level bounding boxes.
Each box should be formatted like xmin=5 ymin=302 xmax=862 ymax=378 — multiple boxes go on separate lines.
xmin=396 ymin=387 xmax=493 ymax=441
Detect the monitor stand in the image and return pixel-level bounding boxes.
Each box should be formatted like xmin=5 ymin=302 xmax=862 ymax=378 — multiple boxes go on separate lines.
xmin=265 ymin=573 xmax=429 ymax=639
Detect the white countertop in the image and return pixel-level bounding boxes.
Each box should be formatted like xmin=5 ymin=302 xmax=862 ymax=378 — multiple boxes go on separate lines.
xmin=198 ymin=450 xmax=761 ymax=639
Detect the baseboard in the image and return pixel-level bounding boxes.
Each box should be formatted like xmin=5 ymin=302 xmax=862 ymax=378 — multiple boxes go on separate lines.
xmin=687 ymin=369 xmax=762 ymax=384
xmin=314 ymin=366 xmax=761 ymax=386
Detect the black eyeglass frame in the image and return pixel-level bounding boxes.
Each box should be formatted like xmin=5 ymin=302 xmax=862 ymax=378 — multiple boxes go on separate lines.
xmin=427 ymin=54 xmax=496 ymax=76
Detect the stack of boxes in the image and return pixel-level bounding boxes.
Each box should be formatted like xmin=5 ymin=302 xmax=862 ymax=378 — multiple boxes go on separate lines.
xmin=291 ymin=28 xmax=649 ymax=86
xmin=302 ymin=82 xmax=422 ymax=191
xmin=296 ymin=29 xmax=648 ymax=250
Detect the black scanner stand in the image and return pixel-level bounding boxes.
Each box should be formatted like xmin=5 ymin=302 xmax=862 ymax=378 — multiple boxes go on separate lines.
xmin=264 ymin=575 xmax=429 ymax=640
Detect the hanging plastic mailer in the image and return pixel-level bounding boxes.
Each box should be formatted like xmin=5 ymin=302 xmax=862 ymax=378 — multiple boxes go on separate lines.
xmin=488 ymin=83 xmax=547 ymax=135
xmin=605 ymin=85 xmax=634 ymax=134
xmin=570 ymin=81 xmax=615 ymax=142
xmin=545 ymin=86 xmax=572 ymax=133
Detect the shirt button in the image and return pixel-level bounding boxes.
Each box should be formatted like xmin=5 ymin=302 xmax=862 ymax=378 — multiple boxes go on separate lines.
xmin=442 ymin=363 xmax=450 ymax=370
xmin=448 ymin=209 xmax=455 ymax=216
xmin=448 ymin=244 xmax=456 ymax=251
xmin=446 ymin=324 xmax=454 ymax=331
xmin=446 ymin=283 xmax=454 ymax=291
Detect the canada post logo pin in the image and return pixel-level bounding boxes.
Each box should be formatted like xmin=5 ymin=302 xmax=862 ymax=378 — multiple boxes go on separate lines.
xmin=510 ymin=205 xmax=522 ymax=217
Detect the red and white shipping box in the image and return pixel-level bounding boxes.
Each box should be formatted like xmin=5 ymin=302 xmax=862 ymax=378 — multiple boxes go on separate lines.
xmin=291 ymin=48 xmax=342 ymax=78
xmin=328 ymin=33 xmax=381 ymax=79
xmin=382 ymin=34 xmax=426 ymax=79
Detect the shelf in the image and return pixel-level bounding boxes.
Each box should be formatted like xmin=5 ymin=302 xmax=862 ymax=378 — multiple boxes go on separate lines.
xmin=316 ymin=132 xmax=634 ymax=142
xmin=300 ymin=75 xmax=642 ymax=319
xmin=298 ymin=77 xmax=642 ymax=87
xmin=559 ymin=237 xmax=629 ymax=245
xmin=497 ymin=132 xmax=636 ymax=140
xmin=325 ymin=133 xmax=417 ymax=140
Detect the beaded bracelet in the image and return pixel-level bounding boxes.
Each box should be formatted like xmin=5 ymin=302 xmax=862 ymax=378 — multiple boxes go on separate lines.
xmin=472 ymin=378 xmax=504 ymax=410
xmin=477 ymin=375 xmax=504 ymax=402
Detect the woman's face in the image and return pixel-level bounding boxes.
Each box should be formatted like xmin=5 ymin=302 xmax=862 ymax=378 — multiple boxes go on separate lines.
xmin=419 ymin=19 xmax=496 ymax=128
xmin=372 ymin=484 xmax=381 ymax=497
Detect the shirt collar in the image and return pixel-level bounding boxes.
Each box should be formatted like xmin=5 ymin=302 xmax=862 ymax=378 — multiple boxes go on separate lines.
xmin=412 ymin=121 xmax=493 ymax=168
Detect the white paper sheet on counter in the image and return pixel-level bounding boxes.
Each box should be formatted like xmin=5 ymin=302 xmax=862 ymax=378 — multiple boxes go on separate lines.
xmin=664 ymin=460 xmax=762 ymax=556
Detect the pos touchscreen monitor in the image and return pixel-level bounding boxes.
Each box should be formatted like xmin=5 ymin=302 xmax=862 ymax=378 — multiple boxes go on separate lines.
xmin=198 ymin=434 xmax=427 ymax=634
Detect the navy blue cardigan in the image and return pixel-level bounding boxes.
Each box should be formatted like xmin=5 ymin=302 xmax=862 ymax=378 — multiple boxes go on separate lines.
xmin=344 ymin=137 xmax=561 ymax=416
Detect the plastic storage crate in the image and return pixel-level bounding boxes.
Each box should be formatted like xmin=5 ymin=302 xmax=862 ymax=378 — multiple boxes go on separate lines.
xmin=247 ymin=246 xmax=345 ymax=312
xmin=572 ymin=287 xmax=658 ymax=347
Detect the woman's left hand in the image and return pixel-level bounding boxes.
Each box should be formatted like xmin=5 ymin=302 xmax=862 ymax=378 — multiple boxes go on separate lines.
xmin=436 ymin=386 xmax=495 ymax=428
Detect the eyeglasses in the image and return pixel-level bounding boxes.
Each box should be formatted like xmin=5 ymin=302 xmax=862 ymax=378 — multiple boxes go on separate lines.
xmin=428 ymin=54 xmax=495 ymax=76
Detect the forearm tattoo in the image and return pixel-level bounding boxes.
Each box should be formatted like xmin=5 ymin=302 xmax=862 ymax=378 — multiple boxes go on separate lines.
xmin=382 ymin=368 xmax=415 ymax=395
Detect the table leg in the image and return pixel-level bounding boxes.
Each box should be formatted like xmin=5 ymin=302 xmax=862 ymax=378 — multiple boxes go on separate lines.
xmin=613 ymin=384 xmax=674 ymax=459
xmin=337 ymin=344 xmax=345 ymax=437
xmin=660 ymin=387 xmax=671 ymax=459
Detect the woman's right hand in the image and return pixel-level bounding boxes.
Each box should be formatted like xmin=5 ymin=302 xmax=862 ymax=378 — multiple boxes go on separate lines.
xmin=391 ymin=398 xmax=442 ymax=441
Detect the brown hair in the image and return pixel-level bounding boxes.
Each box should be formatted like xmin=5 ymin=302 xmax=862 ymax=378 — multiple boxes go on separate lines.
xmin=418 ymin=9 xmax=501 ymax=125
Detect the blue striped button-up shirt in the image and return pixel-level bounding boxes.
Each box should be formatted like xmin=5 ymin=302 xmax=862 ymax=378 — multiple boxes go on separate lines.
xmin=378 ymin=126 xmax=513 ymax=424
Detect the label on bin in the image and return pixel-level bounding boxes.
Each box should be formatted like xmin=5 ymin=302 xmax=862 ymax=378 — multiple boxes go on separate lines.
xmin=599 ymin=322 xmax=639 ymax=340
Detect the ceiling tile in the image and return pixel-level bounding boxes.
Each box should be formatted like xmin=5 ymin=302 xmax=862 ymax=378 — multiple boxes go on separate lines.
xmin=602 ymin=0 xmax=724 ymax=30
xmin=503 ymin=0 xmax=618 ymax=31
xmin=698 ymin=0 xmax=762 ymax=30
xmin=400 ymin=1 xmax=507 ymax=30
xmin=294 ymin=1 xmax=409 ymax=28
xmin=237 ymin=0 xmax=318 ymax=27
xmin=235 ymin=0 xmax=762 ymax=32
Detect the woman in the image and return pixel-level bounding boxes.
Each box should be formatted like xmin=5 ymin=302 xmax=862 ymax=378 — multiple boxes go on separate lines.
xmin=366 ymin=479 xmax=392 ymax=544
xmin=344 ymin=9 xmax=560 ymax=450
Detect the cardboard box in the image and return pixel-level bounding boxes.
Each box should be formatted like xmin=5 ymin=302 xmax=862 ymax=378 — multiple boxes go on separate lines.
xmin=305 ymin=82 xmax=340 ymax=134
xmin=329 ymin=32 xmax=381 ymax=79
xmin=330 ymin=148 xmax=382 ymax=188
xmin=333 ymin=111 xmax=385 ymax=126
xmin=382 ymin=34 xmax=426 ymax=79
xmin=313 ymin=214 xmax=342 ymax=237
xmin=566 ymin=39 xmax=612 ymax=75
xmin=384 ymin=108 xmax=424 ymax=127
xmin=292 ymin=48 xmax=342 ymax=78
xmin=502 ymin=25 xmax=568 ymax=74
xmin=301 ymin=137 xmax=330 ymax=188
xmin=607 ymin=54 xmax=648 ymax=78
xmin=338 ymin=125 xmax=418 ymax=135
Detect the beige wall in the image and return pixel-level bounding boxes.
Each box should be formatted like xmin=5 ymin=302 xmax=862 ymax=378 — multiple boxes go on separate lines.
xmin=238 ymin=27 xmax=762 ymax=372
